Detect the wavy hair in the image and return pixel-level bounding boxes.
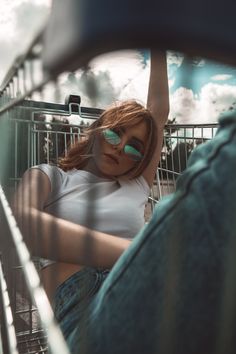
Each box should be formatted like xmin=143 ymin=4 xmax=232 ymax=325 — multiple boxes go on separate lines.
xmin=59 ymin=100 xmax=157 ymax=179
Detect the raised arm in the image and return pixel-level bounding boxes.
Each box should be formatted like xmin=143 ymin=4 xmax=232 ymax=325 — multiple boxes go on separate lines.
xmin=13 ymin=169 xmax=131 ymax=268
xmin=143 ymin=51 xmax=169 ymax=187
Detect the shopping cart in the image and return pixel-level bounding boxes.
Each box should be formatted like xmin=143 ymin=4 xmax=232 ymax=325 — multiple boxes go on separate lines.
xmin=0 ymin=0 xmax=234 ymax=352
xmin=0 ymin=75 xmax=218 ymax=354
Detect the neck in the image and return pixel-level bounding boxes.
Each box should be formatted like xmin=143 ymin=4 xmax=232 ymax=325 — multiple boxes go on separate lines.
xmin=83 ymin=159 xmax=113 ymax=179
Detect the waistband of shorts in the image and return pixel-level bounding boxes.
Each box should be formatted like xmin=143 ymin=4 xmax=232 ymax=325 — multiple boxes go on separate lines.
xmin=54 ymin=267 xmax=110 ymax=301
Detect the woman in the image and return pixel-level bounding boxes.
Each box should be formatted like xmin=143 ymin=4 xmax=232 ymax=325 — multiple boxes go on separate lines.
xmin=13 ymin=51 xmax=169 ymax=330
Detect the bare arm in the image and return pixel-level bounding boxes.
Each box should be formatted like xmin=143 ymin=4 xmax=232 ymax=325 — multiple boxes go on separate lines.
xmin=143 ymin=51 xmax=170 ymax=187
xmin=13 ymin=169 xmax=131 ymax=268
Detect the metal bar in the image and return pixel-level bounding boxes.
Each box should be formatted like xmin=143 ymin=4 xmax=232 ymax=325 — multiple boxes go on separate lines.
xmin=0 ymin=78 xmax=51 ymax=117
xmin=0 ymin=29 xmax=45 ymax=94
xmin=0 ymin=260 xmax=19 ymax=354
xmin=0 ymin=185 xmax=70 ymax=354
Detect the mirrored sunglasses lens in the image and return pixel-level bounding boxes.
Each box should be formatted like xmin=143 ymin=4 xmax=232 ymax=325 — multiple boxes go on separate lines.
xmin=103 ymin=129 xmax=120 ymax=145
xmin=124 ymin=145 xmax=143 ymax=161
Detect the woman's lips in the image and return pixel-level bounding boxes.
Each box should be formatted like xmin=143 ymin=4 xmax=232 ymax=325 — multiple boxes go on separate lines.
xmin=104 ymin=153 xmax=119 ymax=164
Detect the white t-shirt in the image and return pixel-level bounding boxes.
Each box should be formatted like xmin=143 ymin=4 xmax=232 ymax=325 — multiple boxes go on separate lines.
xmin=31 ymin=164 xmax=150 ymax=268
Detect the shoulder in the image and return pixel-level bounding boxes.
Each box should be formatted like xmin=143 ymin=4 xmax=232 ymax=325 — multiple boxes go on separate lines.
xmin=29 ymin=164 xmax=67 ymax=193
xmin=30 ymin=163 xmax=65 ymax=178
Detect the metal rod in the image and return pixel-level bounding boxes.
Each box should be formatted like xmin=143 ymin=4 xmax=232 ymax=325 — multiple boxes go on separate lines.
xmin=0 ymin=185 xmax=70 ymax=354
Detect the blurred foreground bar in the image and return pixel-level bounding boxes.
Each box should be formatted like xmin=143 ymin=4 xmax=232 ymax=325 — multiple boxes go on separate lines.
xmin=43 ymin=0 xmax=236 ymax=77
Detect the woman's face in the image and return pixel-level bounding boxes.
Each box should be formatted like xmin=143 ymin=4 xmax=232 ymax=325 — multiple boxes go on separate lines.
xmin=87 ymin=120 xmax=148 ymax=178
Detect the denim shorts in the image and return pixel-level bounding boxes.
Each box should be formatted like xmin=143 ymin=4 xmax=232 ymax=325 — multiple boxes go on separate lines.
xmin=53 ymin=267 xmax=110 ymax=340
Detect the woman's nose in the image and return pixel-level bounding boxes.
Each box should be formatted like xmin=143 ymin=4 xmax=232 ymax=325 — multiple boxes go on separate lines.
xmin=113 ymin=143 xmax=122 ymax=153
xmin=113 ymin=137 xmax=126 ymax=152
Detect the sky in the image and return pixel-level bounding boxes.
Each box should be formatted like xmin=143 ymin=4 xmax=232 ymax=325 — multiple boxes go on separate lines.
xmin=0 ymin=0 xmax=51 ymax=79
xmin=1 ymin=0 xmax=236 ymax=124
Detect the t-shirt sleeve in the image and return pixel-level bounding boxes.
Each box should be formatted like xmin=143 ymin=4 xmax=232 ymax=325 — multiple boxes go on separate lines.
xmin=135 ymin=175 xmax=151 ymax=197
xmin=30 ymin=164 xmax=64 ymax=197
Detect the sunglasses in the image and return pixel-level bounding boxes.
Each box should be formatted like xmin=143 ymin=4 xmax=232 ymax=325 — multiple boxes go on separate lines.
xmin=102 ymin=129 xmax=144 ymax=162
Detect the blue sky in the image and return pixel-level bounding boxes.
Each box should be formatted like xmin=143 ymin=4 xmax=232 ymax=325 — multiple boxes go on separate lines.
xmin=171 ymin=57 xmax=236 ymax=94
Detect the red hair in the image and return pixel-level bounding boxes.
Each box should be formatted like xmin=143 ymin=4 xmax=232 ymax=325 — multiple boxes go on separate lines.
xmin=59 ymin=100 xmax=157 ymax=179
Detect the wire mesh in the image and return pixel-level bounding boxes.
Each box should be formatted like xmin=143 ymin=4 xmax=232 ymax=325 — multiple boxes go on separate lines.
xmin=0 ymin=29 xmax=71 ymax=354
xmin=146 ymin=123 xmax=218 ymax=219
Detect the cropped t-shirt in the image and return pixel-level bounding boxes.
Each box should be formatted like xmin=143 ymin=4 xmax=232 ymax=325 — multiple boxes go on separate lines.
xmin=31 ymin=164 xmax=150 ymax=268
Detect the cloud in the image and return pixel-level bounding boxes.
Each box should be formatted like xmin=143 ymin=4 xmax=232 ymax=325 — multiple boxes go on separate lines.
xmin=90 ymin=50 xmax=146 ymax=89
xmin=170 ymin=87 xmax=198 ymax=123
xmin=51 ymin=68 xmax=121 ymax=109
xmin=170 ymin=83 xmax=236 ymax=124
xmin=200 ymin=82 xmax=236 ymax=114
xmin=87 ymin=50 xmax=177 ymax=106
xmin=61 ymin=50 xmax=150 ymax=108
xmin=14 ymin=1 xmax=51 ymax=38
xmin=211 ymin=74 xmax=232 ymax=81
xmin=191 ymin=58 xmax=206 ymax=67
xmin=167 ymin=51 xmax=184 ymax=67
xmin=30 ymin=50 xmax=150 ymax=112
